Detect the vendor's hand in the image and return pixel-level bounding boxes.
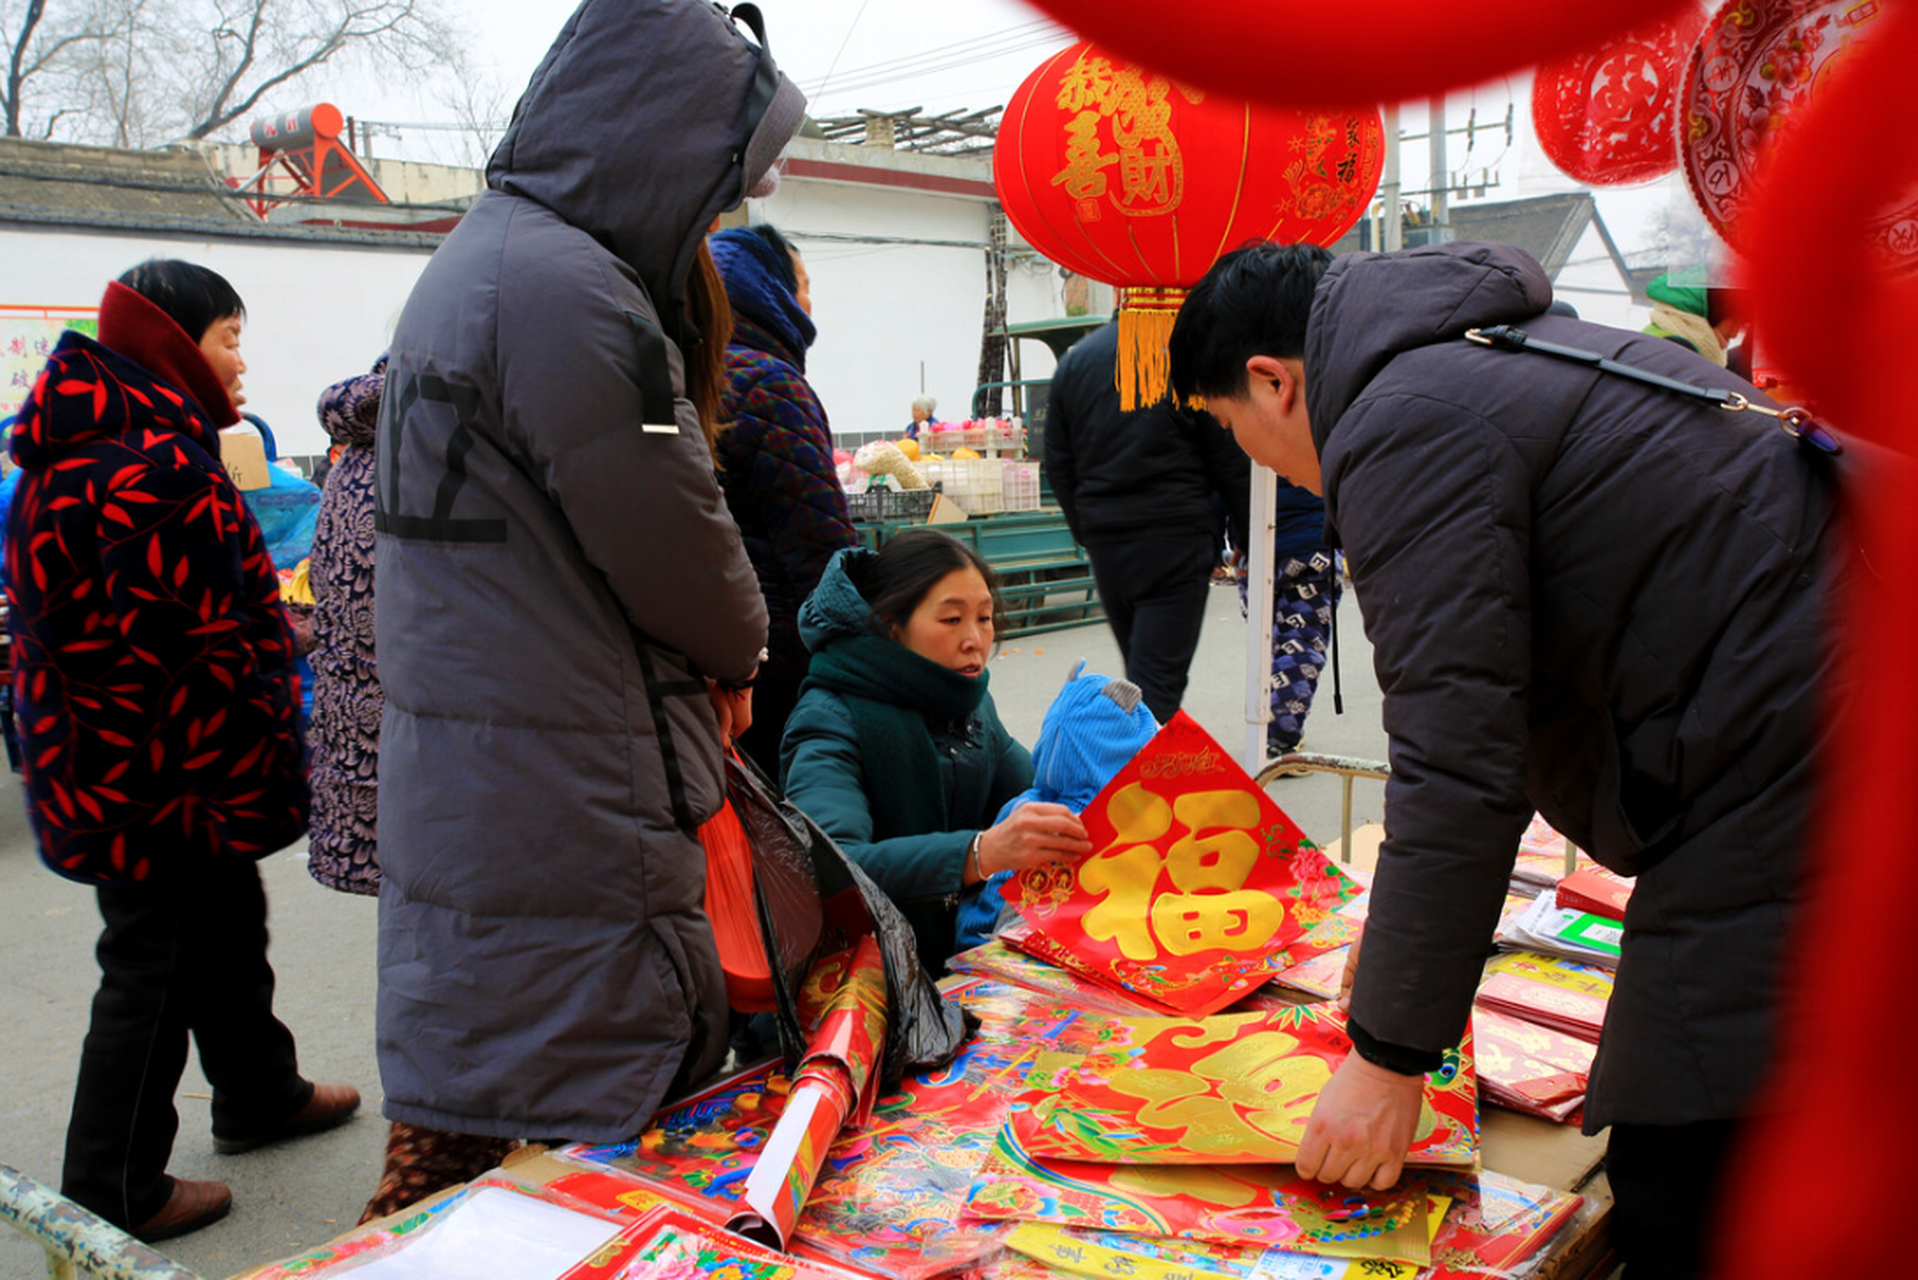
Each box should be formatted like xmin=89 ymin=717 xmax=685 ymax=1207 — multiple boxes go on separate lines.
xmin=707 ymin=676 xmax=754 ymax=743
xmin=1294 ymin=1052 xmax=1425 ymax=1191
xmin=978 ymin=802 xmax=1093 ymax=877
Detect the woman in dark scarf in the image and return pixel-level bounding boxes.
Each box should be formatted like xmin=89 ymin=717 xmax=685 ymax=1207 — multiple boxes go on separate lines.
xmin=709 ymin=224 xmax=858 ymax=778
xmin=780 ymin=530 xmax=1090 ymax=972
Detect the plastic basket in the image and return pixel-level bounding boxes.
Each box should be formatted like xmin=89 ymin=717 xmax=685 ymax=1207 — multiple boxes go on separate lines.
xmin=845 ymin=483 xmax=941 ymax=523
xmin=1002 ymin=461 xmax=1041 ymax=512
xmin=923 ymin=460 xmax=1003 ymax=516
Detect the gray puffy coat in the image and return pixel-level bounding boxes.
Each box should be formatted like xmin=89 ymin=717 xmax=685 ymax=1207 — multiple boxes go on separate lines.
xmin=372 ymin=0 xmax=803 ymax=1142
xmin=1313 ymin=244 xmax=1846 ymax=1130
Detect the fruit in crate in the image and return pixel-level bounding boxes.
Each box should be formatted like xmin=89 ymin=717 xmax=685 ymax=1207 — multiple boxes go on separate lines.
xmin=953 ymin=447 xmax=981 ymax=460
xmin=897 ymin=437 xmax=922 ymax=461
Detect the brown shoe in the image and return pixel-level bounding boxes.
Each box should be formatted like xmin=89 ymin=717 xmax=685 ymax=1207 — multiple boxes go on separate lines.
xmin=214 ymin=1082 xmax=362 ymax=1155
xmin=134 ymin=1177 xmax=232 ymax=1242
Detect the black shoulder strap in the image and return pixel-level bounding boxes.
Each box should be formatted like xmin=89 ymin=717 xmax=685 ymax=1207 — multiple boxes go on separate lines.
xmin=1465 ymin=324 xmax=1843 ymax=458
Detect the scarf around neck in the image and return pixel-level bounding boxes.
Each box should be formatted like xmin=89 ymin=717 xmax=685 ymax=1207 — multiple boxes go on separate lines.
xmin=804 ymin=633 xmax=991 ymax=841
xmin=98 ymin=281 xmax=240 ymax=429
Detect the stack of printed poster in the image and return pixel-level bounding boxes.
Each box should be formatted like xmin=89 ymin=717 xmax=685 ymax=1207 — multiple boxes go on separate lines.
xmin=1474 ymin=819 xmax=1633 ymax=1124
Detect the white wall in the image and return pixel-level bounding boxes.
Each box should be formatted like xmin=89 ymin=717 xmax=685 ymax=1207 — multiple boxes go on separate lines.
xmin=749 ymin=177 xmax=1075 ymax=440
xmin=0 ymin=225 xmax=430 ymax=458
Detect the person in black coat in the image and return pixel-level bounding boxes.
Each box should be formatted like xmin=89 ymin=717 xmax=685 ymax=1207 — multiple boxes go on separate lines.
xmin=1169 ymin=242 xmax=1846 ymax=1280
xmin=1045 ymin=319 xmax=1250 ymax=722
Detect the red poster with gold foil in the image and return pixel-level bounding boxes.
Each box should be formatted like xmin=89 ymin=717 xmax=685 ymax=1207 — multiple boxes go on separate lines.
xmin=1007 ymin=713 xmax=1360 ymax=1015
xmin=1009 ymin=1005 xmax=1477 ymax=1167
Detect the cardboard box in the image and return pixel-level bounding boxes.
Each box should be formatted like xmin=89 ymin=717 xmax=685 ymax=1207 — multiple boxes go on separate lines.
xmin=219 ymin=427 xmax=271 ymax=491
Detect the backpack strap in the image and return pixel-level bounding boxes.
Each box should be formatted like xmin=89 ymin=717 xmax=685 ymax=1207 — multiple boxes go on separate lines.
xmin=1464 ymin=324 xmax=1842 ymax=457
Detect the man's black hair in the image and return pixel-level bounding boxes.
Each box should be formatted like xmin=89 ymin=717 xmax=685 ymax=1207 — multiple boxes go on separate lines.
xmin=1169 ymin=242 xmax=1333 ymax=402
xmin=118 ymin=259 xmax=246 ymax=342
xmin=744 ymin=223 xmax=800 ymax=295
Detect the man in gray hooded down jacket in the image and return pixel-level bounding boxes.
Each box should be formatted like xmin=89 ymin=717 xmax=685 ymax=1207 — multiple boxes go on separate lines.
xmin=1169 ymin=241 xmax=1847 ymax=1279
xmin=373 ymin=0 xmax=803 ymax=1145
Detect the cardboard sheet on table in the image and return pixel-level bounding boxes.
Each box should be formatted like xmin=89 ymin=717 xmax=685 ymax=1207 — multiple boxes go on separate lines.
xmin=559 ymin=1039 xmax=1030 ymax=1280
xmin=1008 ymin=1004 xmax=1477 ymax=1168
xmin=1006 ymin=712 xmax=1360 ymax=1015
xmin=966 ymin=1127 xmax=1437 ymax=1263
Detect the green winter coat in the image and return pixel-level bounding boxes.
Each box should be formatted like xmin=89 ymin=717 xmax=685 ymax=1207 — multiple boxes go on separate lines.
xmin=780 ymin=548 xmax=1033 ymax=972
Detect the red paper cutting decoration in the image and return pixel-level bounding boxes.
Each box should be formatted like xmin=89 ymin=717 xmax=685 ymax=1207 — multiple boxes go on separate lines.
xmin=1023 ymin=0 xmax=1695 ymax=110
xmin=1531 ymin=6 xmax=1708 ymax=186
xmin=1680 ymin=0 xmax=1913 ymax=263
xmin=1719 ymin=1 xmax=1918 ymax=1276
xmin=994 ymin=41 xmax=1383 ymax=408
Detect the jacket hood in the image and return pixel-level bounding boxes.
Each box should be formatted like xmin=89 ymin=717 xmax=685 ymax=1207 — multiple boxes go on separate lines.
xmin=1025 ymin=662 xmax=1159 ymax=811
xmin=488 ymin=0 xmax=806 ymax=316
xmin=1305 ymin=243 xmax=1553 ymax=453
xmin=798 ymin=546 xmax=878 ymax=651
xmin=711 ymin=227 xmax=816 ymax=366
xmin=316 ymin=356 xmax=386 ymax=448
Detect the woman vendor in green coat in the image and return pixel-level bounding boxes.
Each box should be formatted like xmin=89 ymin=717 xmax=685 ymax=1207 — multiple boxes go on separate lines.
xmin=781 ymin=531 xmax=1093 ymax=972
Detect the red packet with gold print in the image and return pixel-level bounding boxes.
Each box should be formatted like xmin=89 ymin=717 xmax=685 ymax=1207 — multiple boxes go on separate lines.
xmin=1006 ymin=713 xmax=1360 ymax=1015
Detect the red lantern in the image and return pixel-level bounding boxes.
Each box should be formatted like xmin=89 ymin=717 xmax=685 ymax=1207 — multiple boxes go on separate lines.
xmin=1532 ymin=6 xmax=1707 ymax=186
xmin=1021 ymin=0 xmax=1696 ymax=111
xmin=995 ymin=42 xmax=1384 ymax=407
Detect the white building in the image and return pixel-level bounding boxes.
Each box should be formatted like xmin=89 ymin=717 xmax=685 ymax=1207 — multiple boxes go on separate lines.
xmin=0 ymin=130 xmax=1088 ymax=461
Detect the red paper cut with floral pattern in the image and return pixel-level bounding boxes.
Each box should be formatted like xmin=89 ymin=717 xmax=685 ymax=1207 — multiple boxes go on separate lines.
xmin=1007 ymin=712 xmax=1360 ymax=1015
xmin=559 ymin=1037 xmax=1030 ymax=1280
xmin=1009 ymin=1004 xmax=1477 ymax=1167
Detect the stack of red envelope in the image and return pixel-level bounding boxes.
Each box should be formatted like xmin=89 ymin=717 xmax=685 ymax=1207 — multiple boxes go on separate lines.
xmin=1471 ymin=1007 xmax=1596 ymax=1125
xmin=1473 ymin=971 xmax=1607 ymax=1043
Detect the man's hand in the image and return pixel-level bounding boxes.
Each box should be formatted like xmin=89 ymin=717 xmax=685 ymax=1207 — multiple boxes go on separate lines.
xmin=1294 ymin=1052 xmax=1425 ymax=1190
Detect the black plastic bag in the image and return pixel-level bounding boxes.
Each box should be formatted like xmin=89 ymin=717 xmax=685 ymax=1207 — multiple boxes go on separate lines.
xmin=723 ymin=750 xmax=972 ymax=1087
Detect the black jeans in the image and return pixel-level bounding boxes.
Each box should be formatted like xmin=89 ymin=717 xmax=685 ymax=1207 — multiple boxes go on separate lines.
xmin=61 ymin=856 xmax=309 ymax=1228
xmin=1607 ymin=1118 xmax=1740 ymax=1280
xmin=1087 ymin=533 xmax=1219 ymax=724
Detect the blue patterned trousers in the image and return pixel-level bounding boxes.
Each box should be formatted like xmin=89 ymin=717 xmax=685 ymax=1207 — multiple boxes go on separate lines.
xmin=1252 ymin=550 xmax=1340 ymax=753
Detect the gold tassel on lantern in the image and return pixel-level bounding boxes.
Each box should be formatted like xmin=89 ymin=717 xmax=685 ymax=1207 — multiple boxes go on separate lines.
xmin=1116 ymin=287 xmax=1187 ymax=411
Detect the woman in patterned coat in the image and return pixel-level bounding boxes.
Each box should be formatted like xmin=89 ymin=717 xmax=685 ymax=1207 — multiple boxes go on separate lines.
xmin=709 ymin=224 xmax=858 ymax=776
xmin=305 ymin=360 xmax=517 ymax=1218
xmin=307 ymin=360 xmax=384 ymax=895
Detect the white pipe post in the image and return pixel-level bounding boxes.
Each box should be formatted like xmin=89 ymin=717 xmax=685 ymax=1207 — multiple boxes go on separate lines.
xmin=1243 ymin=462 xmax=1278 ymax=773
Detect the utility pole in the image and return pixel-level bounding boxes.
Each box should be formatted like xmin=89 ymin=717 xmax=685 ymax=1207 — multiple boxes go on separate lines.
xmin=1428 ymin=94 xmax=1450 ymax=242
xmin=1380 ymin=103 xmax=1402 ymax=252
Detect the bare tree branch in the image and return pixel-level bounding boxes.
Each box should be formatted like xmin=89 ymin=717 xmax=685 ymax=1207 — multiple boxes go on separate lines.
xmin=5 ymin=0 xmax=134 ymax=137
xmin=3 ymin=0 xmax=459 ymax=147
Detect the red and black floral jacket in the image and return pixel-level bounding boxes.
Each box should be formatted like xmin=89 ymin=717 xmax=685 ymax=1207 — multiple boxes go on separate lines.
xmin=6 ymin=284 xmax=308 ymax=884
